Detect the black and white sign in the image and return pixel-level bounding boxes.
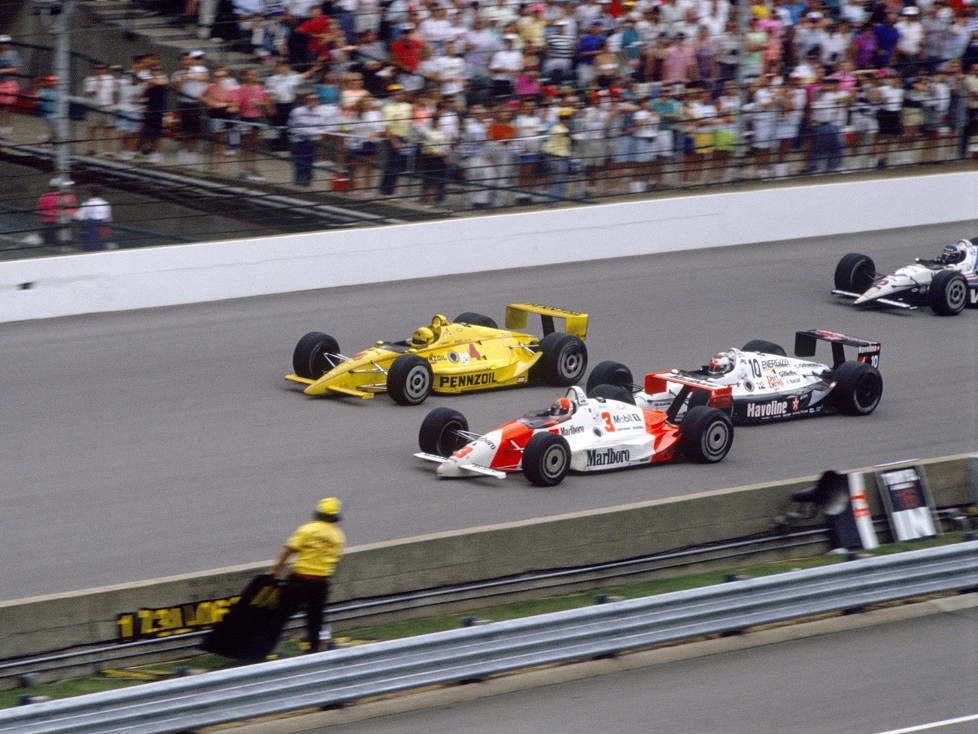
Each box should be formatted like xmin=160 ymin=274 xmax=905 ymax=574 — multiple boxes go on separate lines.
xmin=876 ymin=466 xmax=940 ymax=541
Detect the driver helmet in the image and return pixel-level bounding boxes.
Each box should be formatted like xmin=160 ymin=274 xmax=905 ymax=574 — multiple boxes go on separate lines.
xmin=708 ymin=352 xmax=732 ymax=374
xmin=940 ymin=241 xmax=967 ymax=264
xmin=549 ymin=397 xmax=572 ymax=416
xmin=411 ymin=326 xmax=435 ymax=346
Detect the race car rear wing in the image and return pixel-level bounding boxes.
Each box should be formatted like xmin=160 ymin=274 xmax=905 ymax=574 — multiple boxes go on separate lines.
xmin=645 ymin=371 xmax=733 ymax=422
xmin=794 ymin=329 xmax=881 ymax=369
xmin=505 ymin=303 xmax=589 ymax=339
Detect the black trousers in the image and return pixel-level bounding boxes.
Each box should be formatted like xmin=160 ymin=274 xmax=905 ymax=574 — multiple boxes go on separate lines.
xmin=279 ymin=574 xmax=329 ymax=651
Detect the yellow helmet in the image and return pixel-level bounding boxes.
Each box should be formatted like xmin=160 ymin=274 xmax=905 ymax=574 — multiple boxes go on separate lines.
xmin=316 ymin=497 xmax=342 ymax=519
xmin=411 ymin=326 xmax=435 ymax=346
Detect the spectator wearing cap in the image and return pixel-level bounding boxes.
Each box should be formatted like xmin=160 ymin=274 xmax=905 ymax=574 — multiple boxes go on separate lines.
xmin=36 ymin=177 xmax=78 ymax=248
xmin=543 ymin=19 xmax=577 ymax=86
xmin=490 ymin=34 xmax=524 ymax=99
xmin=541 ymin=106 xmax=574 ymax=202
xmin=520 ymin=3 xmax=548 ymax=52
xmin=576 ymin=19 xmax=607 ymax=88
xmin=0 ymin=34 xmax=22 ymax=136
xmin=378 ymin=84 xmax=412 ymax=195
xmin=171 ymin=51 xmax=209 ymax=165
xmin=894 ymin=6 xmax=924 ymax=76
xmin=72 ymin=184 xmax=113 ymax=251
xmin=82 ymin=61 xmax=117 ymax=155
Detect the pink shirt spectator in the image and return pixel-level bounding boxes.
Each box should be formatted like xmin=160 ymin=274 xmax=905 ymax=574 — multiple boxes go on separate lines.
xmin=663 ymin=43 xmax=696 ymax=83
xmin=236 ymin=84 xmax=269 ymax=120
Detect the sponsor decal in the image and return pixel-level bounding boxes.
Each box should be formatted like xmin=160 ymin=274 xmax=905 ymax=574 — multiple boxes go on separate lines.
xmin=437 ymin=372 xmax=496 ymax=389
xmin=766 ymin=374 xmax=783 ymax=390
xmin=586 ymin=447 xmax=631 ymax=467
xmin=477 ymin=436 xmax=497 ymax=450
xmin=116 ymin=596 xmax=239 ymax=640
xmin=761 ymin=359 xmax=789 ymax=369
xmin=611 ymin=411 xmax=640 ymax=425
xmin=560 ymin=424 xmax=584 ymax=436
xmin=791 ymin=396 xmax=800 ymax=411
xmin=448 ymin=352 xmax=459 ymax=363
xmin=468 ymin=343 xmax=482 ymax=360
xmin=745 ymin=400 xmax=789 ymax=418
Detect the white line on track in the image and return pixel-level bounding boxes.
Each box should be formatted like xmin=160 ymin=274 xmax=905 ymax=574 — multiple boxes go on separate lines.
xmin=875 ymin=713 xmax=978 ymax=733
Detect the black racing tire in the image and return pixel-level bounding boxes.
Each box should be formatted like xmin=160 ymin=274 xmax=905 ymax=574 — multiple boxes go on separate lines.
xmin=831 ymin=361 xmax=883 ymax=416
xmin=522 ymin=432 xmax=571 ymax=486
xmin=535 ymin=332 xmax=588 ymax=386
xmin=834 ymin=253 xmax=876 ymax=292
xmin=452 ymin=312 xmax=498 ymax=328
xmin=418 ymin=407 xmax=469 ymax=457
xmin=589 ymin=383 xmax=635 ymax=404
xmin=292 ymin=332 xmax=341 ymax=379
xmin=679 ymin=406 xmax=734 ymax=463
xmin=741 ymin=339 xmax=786 ymax=356
xmin=687 ymin=389 xmax=710 ymax=409
xmin=928 ymin=270 xmax=968 ymax=316
xmin=585 ymin=360 xmax=633 ymax=393
xmin=387 ymin=354 xmax=434 ymax=405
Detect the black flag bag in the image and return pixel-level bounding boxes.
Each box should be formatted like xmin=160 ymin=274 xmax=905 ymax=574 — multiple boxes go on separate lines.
xmin=200 ymin=574 xmax=287 ymax=661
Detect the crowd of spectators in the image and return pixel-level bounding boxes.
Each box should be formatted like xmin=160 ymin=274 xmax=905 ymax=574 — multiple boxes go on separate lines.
xmin=5 ymin=0 xmax=978 ymax=200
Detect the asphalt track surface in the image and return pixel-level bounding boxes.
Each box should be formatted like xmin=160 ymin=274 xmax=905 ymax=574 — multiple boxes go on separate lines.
xmin=2 ymin=220 xmax=976 ymax=600
xmin=309 ymin=601 xmax=978 ymax=734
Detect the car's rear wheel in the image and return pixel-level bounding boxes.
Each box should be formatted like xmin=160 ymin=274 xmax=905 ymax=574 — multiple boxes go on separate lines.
xmin=834 ymin=253 xmax=876 ymax=292
xmin=585 ymin=360 xmax=633 ymax=394
xmin=589 ymin=383 xmax=635 ymax=404
xmin=831 ymin=361 xmax=883 ymax=415
xmin=741 ymin=339 xmax=786 ymax=356
xmin=522 ymin=432 xmax=571 ymax=486
xmin=418 ymin=407 xmax=469 ymax=456
xmin=679 ymin=406 xmax=733 ymax=463
xmin=453 ymin=312 xmax=498 ymax=328
xmin=292 ymin=332 xmax=340 ymax=379
xmin=928 ymin=270 xmax=968 ymax=316
xmin=387 ymin=355 xmax=434 ymax=405
xmin=535 ymin=332 xmax=588 ymax=386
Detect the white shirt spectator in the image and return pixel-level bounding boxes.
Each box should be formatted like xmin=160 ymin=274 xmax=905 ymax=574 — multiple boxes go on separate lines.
xmin=73 ymin=195 xmax=111 ymax=222
xmin=265 ymin=69 xmax=306 ymax=104
xmin=490 ymin=46 xmax=523 ymax=83
xmin=895 ymin=19 xmax=924 ymax=55
xmin=84 ymin=72 xmax=117 ymax=108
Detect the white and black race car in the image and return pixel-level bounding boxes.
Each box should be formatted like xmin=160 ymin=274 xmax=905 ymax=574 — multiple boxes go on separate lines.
xmin=586 ymin=330 xmax=882 ymax=426
xmin=832 ymin=238 xmax=978 ymax=315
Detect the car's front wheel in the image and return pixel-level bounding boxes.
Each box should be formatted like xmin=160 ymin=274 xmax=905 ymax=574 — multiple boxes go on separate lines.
xmin=292 ymin=332 xmax=341 ymax=379
xmin=679 ymin=406 xmax=733 ymax=463
xmin=834 ymin=253 xmax=876 ymax=292
xmin=418 ymin=407 xmax=469 ymax=456
xmin=522 ymin=432 xmax=571 ymax=486
xmin=387 ymin=355 xmax=434 ymax=405
xmin=585 ymin=360 xmax=633 ymax=394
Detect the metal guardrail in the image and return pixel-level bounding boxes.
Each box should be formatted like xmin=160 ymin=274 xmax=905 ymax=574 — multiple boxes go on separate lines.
xmin=0 ymin=523 xmax=840 ymax=682
xmin=2 ymin=541 xmax=975 ymax=734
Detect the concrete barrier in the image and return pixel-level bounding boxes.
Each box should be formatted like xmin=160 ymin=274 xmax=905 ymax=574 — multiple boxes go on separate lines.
xmin=2 ymin=173 xmax=976 ymax=323
xmin=1 ymin=453 xmax=973 ymax=662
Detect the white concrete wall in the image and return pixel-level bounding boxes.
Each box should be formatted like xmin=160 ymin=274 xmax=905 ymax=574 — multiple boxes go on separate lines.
xmin=2 ymin=173 xmax=975 ymax=323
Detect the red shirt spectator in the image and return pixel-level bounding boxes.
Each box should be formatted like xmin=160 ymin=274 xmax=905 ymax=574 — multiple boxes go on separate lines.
xmin=390 ymin=35 xmax=424 ymax=73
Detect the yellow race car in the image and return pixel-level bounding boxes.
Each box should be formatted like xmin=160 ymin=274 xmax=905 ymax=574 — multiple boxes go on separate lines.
xmin=285 ymin=304 xmax=589 ymax=405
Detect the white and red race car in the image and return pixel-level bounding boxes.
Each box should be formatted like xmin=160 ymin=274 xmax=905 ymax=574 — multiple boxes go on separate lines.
xmin=585 ymin=330 xmax=882 ymax=426
xmin=413 ymin=379 xmax=734 ymax=487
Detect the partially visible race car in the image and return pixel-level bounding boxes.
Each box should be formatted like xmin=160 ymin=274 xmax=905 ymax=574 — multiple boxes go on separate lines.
xmin=285 ymin=304 xmax=588 ymax=405
xmin=414 ymin=379 xmax=734 ymax=487
xmin=585 ymin=329 xmax=882 ymax=426
xmin=832 ymin=238 xmax=978 ymax=315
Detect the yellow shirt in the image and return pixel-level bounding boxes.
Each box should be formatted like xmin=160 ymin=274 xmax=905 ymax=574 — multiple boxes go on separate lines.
xmin=541 ymin=122 xmax=571 ymax=157
xmin=382 ymin=100 xmax=412 ymax=138
xmin=287 ymin=521 xmax=345 ymax=577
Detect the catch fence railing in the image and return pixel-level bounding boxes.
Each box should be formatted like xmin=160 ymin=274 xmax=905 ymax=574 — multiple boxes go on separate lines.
xmin=0 ymin=540 xmax=974 ymax=734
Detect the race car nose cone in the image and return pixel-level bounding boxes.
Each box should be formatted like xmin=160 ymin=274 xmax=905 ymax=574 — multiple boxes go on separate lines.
xmin=436 ymin=460 xmax=464 ymax=478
